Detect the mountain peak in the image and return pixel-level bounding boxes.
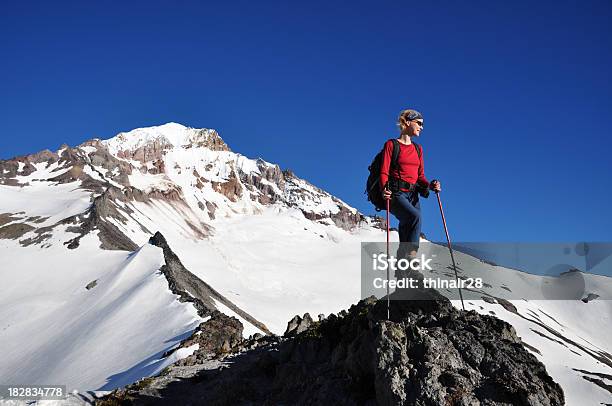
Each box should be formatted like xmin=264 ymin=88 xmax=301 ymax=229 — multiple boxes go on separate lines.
xmin=102 ymin=122 xmax=229 ymax=155
xmin=156 ymin=121 xmax=187 ymax=129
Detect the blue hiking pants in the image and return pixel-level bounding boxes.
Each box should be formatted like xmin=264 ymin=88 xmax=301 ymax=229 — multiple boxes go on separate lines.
xmin=390 ymin=190 xmax=421 ymax=257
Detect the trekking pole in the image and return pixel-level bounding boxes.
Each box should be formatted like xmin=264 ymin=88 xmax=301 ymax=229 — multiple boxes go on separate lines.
xmin=435 ymin=191 xmax=465 ymax=311
xmin=386 ymin=195 xmax=391 ymax=320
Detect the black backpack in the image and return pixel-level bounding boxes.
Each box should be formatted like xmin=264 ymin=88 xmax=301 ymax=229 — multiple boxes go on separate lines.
xmin=365 ymin=139 xmax=422 ymax=211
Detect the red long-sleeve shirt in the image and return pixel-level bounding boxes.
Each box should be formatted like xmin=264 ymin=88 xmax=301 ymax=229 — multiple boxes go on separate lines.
xmin=379 ymin=139 xmax=429 ymax=191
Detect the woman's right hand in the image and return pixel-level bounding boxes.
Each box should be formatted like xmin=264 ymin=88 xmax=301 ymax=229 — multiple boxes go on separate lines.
xmin=382 ymin=188 xmax=392 ymax=200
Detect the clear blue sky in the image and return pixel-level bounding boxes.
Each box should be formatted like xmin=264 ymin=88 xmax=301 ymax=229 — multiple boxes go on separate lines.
xmin=1 ymin=0 xmax=611 ymax=242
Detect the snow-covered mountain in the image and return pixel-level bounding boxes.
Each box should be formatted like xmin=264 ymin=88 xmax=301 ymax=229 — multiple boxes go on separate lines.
xmin=0 ymin=122 xmax=610 ymax=404
xmin=0 ymin=122 xmax=381 ymax=392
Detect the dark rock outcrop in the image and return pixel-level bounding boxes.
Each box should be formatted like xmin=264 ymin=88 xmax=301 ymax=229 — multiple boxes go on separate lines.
xmin=98 ymin=291 xmax=564 ymax=406
xmin=284 ymin=313 xmax=314 ymax=337
xmin=581 ymin=293 xmax=599 ymax=303
xmin=0 ymin=221 xmax=35 ymax=240
xmin=173 ymin=315 xmax=244 ymax=366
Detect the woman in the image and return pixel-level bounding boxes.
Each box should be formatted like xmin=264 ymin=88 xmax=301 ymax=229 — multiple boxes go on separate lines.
xmin=380 ymin=109 xmax=441 ymax=259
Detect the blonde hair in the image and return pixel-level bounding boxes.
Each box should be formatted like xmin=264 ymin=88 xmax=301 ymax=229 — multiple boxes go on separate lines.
xmin=397 ymin=109 xmax=423 ymax=131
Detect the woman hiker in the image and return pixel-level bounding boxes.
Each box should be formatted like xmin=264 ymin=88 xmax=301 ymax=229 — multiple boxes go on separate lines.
xmin=380 ymin=109 xmax=441 ymax=260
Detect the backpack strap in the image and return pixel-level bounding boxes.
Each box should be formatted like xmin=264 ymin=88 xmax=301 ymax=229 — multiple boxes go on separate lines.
xmin=413 ymin=141 xmax=421 ymax=159
xmin=384 ymin=139 xmax=401 ymax=191
xmin=413 ymin=142 xmax=422 ymax=174
xmin=380 ymin=139 xmax=401 ymax=192
xmin=391 ymin=139 xmax=401 ymax=187
xmin=391 ymin=139 xmax=400 ymax=169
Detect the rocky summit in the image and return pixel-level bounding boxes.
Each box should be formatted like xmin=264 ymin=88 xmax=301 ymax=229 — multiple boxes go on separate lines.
xmin=98 ymin=289 xmax=564 ymax=406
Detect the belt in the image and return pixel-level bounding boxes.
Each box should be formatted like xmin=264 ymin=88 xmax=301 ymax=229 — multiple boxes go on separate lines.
xmin=388 ymin=177 xmax=417 ymax=192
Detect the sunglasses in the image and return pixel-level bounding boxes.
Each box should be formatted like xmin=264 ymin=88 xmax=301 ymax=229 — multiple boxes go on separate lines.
xmin=411 ymin=120 xmax=424 ymax=127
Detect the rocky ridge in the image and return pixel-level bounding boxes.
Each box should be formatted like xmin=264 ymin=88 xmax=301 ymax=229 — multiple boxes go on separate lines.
xmin=98 ymin=287 xmax=564 ymax=406
xmin=148 ymin=231 xmax=270 ymax=336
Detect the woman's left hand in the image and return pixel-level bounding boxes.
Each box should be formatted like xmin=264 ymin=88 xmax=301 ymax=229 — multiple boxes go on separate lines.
xmin=430 ymin=180 xmax=441 ymax=192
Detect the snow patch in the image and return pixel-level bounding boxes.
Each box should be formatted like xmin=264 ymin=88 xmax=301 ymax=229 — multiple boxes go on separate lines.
xmin=235 ymin=154 xmax=260 ymax=175
xmin=79 ymin=145 xmax=97 ymax=155
xmin=0 ymin=182 xmax=92 ymax=227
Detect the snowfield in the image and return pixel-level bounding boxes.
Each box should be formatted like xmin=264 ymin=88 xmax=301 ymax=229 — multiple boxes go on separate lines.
xmin=0 ymin=232 xmax=202 ymax=392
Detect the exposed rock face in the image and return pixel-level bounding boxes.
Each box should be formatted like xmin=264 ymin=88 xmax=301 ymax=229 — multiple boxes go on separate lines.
xmin=98 ymin=291 xmax=564 ymax=406
xmin=63 ymin=187 xmax=140 ymax=251
xmin=282 ymin=172 xmax=364 ymax=231
xmin=0 ymin=221 xmax=35 ymax=240
xmin=205 ymin=201 xmax=217 ymax=219
xmin=187 ymin=129 xmax=230 ymax=151
xmin=235 ymin=164 xmax=366 ymax=231
xmin=284 ymin=313 xmax=314 ymax=337
xmin=0 ymin=213 xmax=23 ymax=227
xmin=0 ymin=150 xmax=59 ymax=186
xmin=120 ymin=140 xmax=168 ymax=164
xmin=211 ymin=167 xmax=243 ymax=202
xmin=81 ymin=139 xmax=133 ymax=185
xmin=299 ymin=201 xmax=365 ymax=231
xmin=238 ymin=159 xmax=285 ymax=205
xmin=174 ymin=315 xmax=244 ymax=365
xmin=145 ymin=184 xmax=183 ymax=201
xmin=369 ymin=301 xmax=563 ymax=405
